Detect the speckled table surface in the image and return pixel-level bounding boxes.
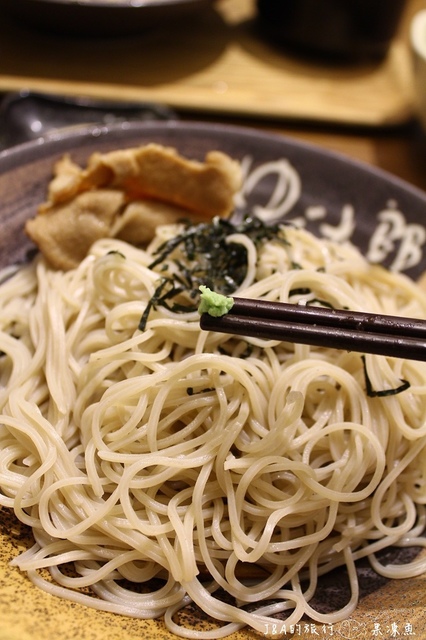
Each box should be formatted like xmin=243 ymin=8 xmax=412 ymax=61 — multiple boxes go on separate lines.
xmin=1 ymin=506 xmax=426 ymax=640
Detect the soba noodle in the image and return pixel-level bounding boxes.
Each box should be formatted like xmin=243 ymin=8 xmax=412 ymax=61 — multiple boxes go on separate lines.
xmin=1 ymin=220 xmax=426 ymax=638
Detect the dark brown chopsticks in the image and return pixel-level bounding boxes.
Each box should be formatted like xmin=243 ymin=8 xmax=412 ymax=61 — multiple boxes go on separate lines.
xmin=199 ymin=297 xmax=426 ymax=361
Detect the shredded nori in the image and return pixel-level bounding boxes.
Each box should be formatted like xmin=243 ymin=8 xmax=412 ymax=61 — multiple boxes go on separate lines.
xmin=138 ymin=216 xmax=287 ymax=330
xmin=218 ymin=343 xmax=254 ymax=359
xmin=186 ymin=387 xmax=215 ymax=396
xmin=106 ymin=250 xmax=126 ymax=259
xmin=361 ymin=356 xmax=410 ymax=397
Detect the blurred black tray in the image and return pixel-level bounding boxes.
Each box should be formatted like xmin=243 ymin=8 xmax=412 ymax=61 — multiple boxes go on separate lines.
xmin=0 ymin=91 xmax=176 ymax=149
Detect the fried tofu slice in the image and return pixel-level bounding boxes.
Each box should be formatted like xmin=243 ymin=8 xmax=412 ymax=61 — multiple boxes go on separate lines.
xmin=25 ymin=143 xmax=242 ymax=270
xmin=26 ymin=190 xmax=126 ymax=272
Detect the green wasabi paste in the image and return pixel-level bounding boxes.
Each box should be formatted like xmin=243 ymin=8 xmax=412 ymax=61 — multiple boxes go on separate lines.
xmin=198 ymin=286 xmax=234 ymax=317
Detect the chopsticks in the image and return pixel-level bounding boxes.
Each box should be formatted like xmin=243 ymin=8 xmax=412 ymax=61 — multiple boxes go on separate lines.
xmin=199 ymin=297 xmax=426 ymax=361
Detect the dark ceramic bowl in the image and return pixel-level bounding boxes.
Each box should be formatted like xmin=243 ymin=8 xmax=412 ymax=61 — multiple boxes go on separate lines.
xmin=1 ymin=121 xmax=426 ymax=639
xmin=1 ymin=120 xmax=426 ymax=282
xmin=0 ymin=0 xmax=213 ymax=36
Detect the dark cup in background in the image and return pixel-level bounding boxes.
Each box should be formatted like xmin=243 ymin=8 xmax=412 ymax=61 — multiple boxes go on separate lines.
xmin=256 ymin=0 xmax=407 ymax=61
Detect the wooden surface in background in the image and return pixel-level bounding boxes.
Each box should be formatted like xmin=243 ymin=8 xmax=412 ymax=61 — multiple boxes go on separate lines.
xmin=0 ymin=0 xmax=418 ymax=126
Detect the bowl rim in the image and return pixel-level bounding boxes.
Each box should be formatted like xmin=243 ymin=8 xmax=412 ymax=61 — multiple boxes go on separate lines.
xmin=2 ymin=0 xmax=207 ymax=6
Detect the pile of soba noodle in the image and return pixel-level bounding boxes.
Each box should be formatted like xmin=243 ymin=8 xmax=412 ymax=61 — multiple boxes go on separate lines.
xmin=1 ymin=216 xmax=426 ymax=638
